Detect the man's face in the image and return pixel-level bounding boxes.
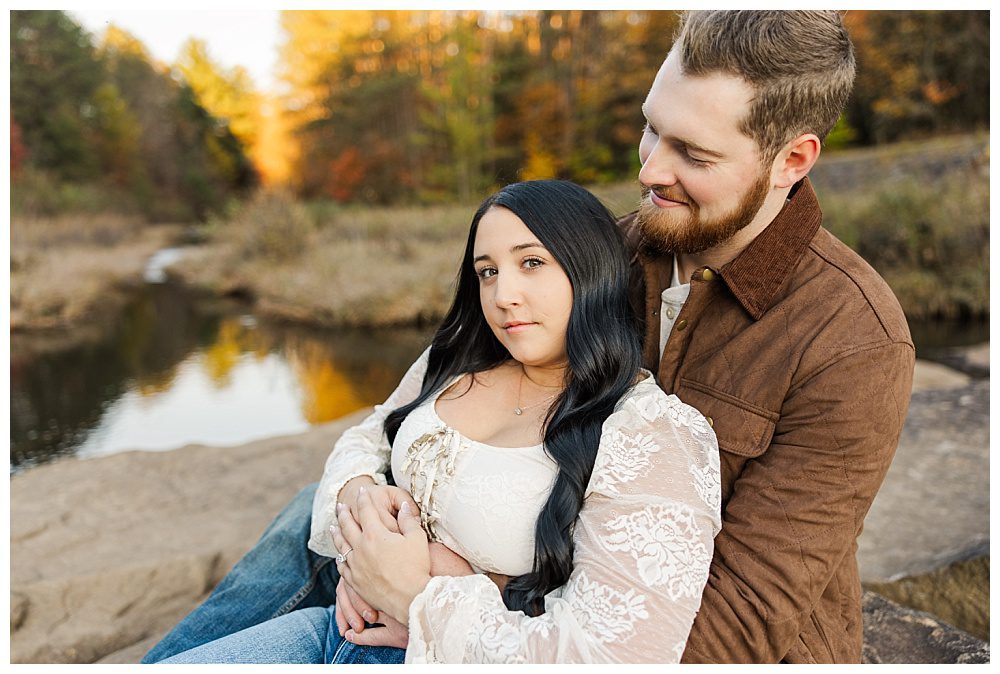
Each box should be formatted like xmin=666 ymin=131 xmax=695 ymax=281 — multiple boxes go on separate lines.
xmin=636 ymin=49 xmax=773 ymax=256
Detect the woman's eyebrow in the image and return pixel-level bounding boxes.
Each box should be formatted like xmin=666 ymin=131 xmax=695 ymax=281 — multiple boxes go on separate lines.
xmin=473 ymin=241 xmax=545 ymax=264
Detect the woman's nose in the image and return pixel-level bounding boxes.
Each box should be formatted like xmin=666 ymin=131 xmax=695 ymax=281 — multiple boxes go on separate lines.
xmin=493 ymin=272 xmax=522 ymax=308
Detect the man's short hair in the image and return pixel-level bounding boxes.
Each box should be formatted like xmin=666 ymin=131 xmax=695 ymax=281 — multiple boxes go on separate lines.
xmin=675 ymin=10 xmax=856 ymax=162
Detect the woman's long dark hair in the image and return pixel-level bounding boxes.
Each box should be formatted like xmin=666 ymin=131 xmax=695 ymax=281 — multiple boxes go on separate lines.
xmin=385 ymin=180 xmax=641 ymax=616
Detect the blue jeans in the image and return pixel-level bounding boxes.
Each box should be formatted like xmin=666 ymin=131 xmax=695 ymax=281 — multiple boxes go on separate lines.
xmin=158 ymin=605 xmax=405 ymax=664
xmin=142 ymin=483 xmax=404 ymax=664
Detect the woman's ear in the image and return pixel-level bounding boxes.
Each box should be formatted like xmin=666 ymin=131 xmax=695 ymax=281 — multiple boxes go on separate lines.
xmin=771 ymin=133 xmax=821 ymax=189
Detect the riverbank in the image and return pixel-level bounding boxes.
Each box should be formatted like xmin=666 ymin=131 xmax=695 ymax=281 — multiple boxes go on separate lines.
xmin=10 ymin=215 xmax=187 ymax=338
xmin=9 ymin=353 xmax=989 ymax=663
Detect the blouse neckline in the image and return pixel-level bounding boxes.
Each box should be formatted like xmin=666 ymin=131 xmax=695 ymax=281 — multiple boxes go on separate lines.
xmin=424 ymin=368 xmax=657 ymax=452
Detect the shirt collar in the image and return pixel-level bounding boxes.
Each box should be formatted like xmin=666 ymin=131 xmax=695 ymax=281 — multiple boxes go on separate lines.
xmin=720 ymin=178 xmax=822 ymax=320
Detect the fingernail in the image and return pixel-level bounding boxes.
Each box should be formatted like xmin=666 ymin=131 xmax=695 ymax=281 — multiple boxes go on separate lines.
xmin=336 ymin=502 xmax=344 ymax=512
xmin=362 ymin=610 xmax=374 ymax=622
xmin=329 ymin=524 xmax=338 ymax=536
xmin=400 ymin=501 xmax=410 ymax=513
xmin=345 ymin=630 xmax=354 ymax=642
xmin=358 ymin=486 xmax=366 ymax=495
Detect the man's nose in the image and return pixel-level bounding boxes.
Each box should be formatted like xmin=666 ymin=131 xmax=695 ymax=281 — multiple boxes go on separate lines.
xmin=638 ymin=143 xmax=678 ymax=189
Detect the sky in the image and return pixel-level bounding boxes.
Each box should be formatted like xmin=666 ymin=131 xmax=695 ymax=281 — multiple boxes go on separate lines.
xmin=70 ymin=10 xmax=284 ymax=93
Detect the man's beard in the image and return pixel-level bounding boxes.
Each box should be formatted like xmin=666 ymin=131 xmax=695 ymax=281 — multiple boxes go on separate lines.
xmin=636 ymin=172 xmax=771 ymax=255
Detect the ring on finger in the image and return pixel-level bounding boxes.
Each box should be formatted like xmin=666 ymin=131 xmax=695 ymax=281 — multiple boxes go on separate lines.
xmin=335 ymin=548 xmax=354 ymax=565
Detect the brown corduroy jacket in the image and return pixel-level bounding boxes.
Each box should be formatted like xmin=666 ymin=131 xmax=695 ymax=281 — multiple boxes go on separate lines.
xmin=620 ymin=178 xmax=915 ymax=663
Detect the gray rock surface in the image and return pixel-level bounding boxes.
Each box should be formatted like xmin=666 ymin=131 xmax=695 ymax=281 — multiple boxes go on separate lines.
xmin=10 ymin=410 xmax=367 ymax=664
xmin=910 ymin=359 xmax=970 ymax=391
xmin=862 ymin=591 xmax=990 ymax=664
xmin=857 ymin=375 xmax=989 ymax=581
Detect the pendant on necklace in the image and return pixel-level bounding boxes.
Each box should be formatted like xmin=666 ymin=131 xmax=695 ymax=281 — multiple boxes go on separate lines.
xmin=514 ymin=407 xmax=523 ymax=415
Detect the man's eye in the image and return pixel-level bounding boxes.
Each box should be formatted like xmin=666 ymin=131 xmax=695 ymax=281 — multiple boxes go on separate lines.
xmin=684 ymin=153 xmax=710 ymax=167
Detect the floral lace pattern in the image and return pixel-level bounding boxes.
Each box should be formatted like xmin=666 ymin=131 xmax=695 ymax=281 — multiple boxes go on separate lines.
xmin=601 ymin=503 xmax=711 ymax=600
xmin=562 ymin=569 xmax=650 ymax=643
xmin=588 ymin=427 xmax=662 ymax=496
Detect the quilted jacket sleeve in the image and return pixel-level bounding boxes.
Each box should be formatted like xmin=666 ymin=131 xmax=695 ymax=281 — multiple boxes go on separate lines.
xmin=307 ymin=348 xmax=429 ymax=558
xmin=681 ymin=341 xmax=915 ymax=662
xmin=404 ymin=381 xmax=721 ymax=663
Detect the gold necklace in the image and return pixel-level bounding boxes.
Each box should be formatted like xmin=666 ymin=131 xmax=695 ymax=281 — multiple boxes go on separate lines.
xmin=514 ymin=366 xmax=562 ymax=416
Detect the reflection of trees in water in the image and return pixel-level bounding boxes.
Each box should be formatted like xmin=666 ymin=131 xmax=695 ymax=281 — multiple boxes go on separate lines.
xmin=277 ymin=324 xmax=432 ymax=424
xmin=11 ymin=283 xmax=435 ymax=471
xmin=286 ymin=339 xmax=366 ymax=424
xmin=10 ymin=282 xmax=221 ymax=470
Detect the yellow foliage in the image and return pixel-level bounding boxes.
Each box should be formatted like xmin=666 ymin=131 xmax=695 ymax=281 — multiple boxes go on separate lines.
xmin=521 ymin=132 xmax=559 ymax=180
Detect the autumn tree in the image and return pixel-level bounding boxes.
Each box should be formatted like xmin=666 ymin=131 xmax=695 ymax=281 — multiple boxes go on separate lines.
xmin=176 ymin=38 xmax=262 ymax=162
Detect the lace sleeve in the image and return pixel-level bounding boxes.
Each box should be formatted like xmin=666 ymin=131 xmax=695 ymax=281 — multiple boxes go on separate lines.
xmin=405 ymin=378 xmax=721 ymax=663
xmin=307 ymin=348 xmax=430 ymax=558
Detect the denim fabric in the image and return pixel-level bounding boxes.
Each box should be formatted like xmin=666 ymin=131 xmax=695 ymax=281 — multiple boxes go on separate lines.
xmin=157 ymin=605 xmax=406 ymax=664
xmin=143 ymin=483 xmax=340 ymax=663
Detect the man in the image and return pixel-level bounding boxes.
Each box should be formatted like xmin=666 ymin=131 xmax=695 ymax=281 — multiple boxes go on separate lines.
xmin=144 ymin=10 xmax=913 ymax=664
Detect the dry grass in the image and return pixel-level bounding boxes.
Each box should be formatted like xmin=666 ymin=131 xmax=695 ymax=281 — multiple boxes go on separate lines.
xmin=10 ymin=215 xmax=182 ymax=330
xmin=13 ymin=134 xmax=984 ymax=339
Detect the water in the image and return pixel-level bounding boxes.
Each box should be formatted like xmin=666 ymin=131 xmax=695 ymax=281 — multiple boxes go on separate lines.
xmin=10 ymin=261 xmax=988 ymax=473
xmin=10 ymin=280 xmax=433 ymax=473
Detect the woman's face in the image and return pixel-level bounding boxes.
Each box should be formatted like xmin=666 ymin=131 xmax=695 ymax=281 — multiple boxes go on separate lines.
xmin=473 ymin=206 xmax=573 ymax=369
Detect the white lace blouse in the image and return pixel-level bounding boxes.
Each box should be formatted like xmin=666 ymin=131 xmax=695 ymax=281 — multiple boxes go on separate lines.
xmin=308 ymin=349 xmax=721 ymax=663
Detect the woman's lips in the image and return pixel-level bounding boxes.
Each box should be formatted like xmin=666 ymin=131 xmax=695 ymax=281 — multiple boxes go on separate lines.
xmin=504 ymin=322 xmax=536 ymax=334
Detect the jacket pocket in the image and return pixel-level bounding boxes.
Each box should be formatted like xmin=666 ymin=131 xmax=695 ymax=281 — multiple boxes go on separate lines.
xmin=676 ymin=379 xmax=777 ymax=458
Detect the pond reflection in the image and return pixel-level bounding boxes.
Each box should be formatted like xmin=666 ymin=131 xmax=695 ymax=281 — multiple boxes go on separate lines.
xmin=10 ymin=282 xmax=433 ymax=472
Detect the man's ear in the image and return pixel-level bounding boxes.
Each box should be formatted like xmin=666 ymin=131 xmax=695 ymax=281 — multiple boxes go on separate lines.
xmin=771 ymin=133 xmax=821 ymax=189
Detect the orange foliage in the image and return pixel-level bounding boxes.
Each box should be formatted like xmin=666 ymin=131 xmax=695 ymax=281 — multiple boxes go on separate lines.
xmin=11 ymin=115 xmax=27 ymax=176
xmin=325 ymin=146 xmax=370 ymax=202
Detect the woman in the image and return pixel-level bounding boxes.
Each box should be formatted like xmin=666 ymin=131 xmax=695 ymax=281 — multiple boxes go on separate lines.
xmin=162 ymin=180 xmax=720 ymax=664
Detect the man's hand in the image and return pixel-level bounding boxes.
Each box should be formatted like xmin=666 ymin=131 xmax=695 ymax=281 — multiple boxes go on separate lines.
xmin=344 ymin=611 xmax=410 ymax=649
xmin=334 ymin=577 xmax=378 ymax=636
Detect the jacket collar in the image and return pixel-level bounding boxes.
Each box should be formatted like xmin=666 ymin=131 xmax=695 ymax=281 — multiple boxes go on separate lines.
xmin=720 ymin=177 xmax=823 ymax=320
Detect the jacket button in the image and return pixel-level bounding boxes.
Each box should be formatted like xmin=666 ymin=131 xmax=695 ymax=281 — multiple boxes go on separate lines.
xmin=675 ymin=319 xmax=688 ymax=331
xmin=702 ymin=268 xmax=715 ymax=282
xmin=706 ymin=416 xmax=714 ymax=428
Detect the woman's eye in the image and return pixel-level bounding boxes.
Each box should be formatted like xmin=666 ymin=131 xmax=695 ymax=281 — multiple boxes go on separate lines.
xmin=643 ymin=122 xmax=657 ymax=136
xmin=476 ymin=267 xmax=497 ymax=279
xmin=523 ymin=257 xmax=544 ymax=270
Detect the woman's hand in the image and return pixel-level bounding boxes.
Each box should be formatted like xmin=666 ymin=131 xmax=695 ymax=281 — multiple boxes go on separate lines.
xmin=338 ymin=477 xmax=418 ymax=534
xmin=332 ymin=488 xmax=432 ymax=625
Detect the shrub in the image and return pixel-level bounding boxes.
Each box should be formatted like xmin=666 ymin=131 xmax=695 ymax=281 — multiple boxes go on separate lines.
xmin=221 ymin=190 xmax=315 ymax=263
